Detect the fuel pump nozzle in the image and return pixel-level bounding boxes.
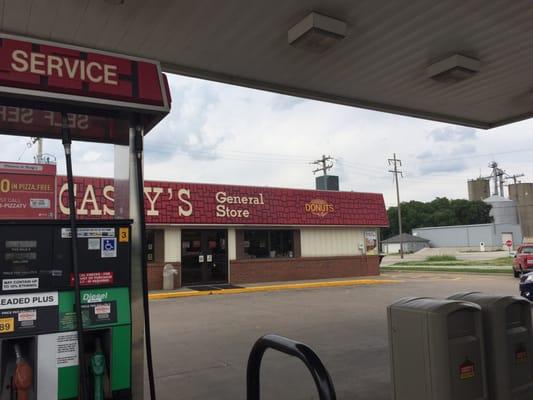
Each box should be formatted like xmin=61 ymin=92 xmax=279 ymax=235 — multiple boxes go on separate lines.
xmin=13 ymin=344 xmax=32 ymax=400
xmin=90 ymin=338 xmax=106 ymax=400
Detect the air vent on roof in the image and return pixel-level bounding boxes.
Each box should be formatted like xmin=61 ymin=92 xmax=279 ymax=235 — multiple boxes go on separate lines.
xmin=427 ymin=54 xmax=480 ymax=82
xmin=288 ymin=12 xmax=347 ymax=53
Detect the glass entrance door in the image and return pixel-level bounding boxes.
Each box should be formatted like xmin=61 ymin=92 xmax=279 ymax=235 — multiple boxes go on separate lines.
xmin=181 ymin=229 xmax=228 ymax=286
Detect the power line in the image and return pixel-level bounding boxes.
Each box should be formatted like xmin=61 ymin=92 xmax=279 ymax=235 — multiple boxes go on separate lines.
xmin=388 ymin=153 xmax=404 ymax=259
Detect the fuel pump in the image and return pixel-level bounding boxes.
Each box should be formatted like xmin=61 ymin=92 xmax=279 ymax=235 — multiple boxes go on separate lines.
xmin=0 ymin=32 xmax=171 ymax=399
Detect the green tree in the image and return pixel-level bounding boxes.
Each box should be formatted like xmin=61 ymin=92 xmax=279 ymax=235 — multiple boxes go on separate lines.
xmin=381 ymin=198 xmax=492 ymax=239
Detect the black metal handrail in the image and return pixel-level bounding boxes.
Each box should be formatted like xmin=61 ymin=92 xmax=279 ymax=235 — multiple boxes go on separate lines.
xmin=246 ymin=334 xmax=337 ymax=400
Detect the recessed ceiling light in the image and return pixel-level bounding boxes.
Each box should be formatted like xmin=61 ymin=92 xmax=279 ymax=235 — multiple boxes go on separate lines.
xmin=427 ymin=54 xmax=481 ymax=82
xmin=288 ymin=12 xmax=347 ymax=53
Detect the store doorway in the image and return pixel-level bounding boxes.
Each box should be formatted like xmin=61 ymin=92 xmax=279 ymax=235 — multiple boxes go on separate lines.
xmin=181 ymin=229 xmax=228 ymax=286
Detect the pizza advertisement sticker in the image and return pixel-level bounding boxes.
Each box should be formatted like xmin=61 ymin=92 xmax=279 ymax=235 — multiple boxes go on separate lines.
xmin=459 ymin=359 xmax=475 ymax=380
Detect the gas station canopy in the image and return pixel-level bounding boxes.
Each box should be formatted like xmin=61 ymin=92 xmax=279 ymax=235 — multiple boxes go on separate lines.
xmin=2 ymin=0 xmax=533 ymax=129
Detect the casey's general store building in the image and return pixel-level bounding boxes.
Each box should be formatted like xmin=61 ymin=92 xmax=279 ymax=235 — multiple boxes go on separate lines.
xmin=1 ymin=161 xmax=388 ymax=289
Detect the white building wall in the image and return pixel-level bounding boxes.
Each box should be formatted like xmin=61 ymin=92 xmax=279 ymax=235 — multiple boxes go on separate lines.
xmin=300 ymin=227 xmax=366 ymax=257
xmin=164 ymin=227 xmax=181 ymax=262
xmin=383 ymin=243 xmax=400 ymax=254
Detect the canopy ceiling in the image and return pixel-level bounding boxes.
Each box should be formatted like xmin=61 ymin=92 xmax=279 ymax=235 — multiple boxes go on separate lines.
xmin=3 ymin=0 xmax=533 ymax=128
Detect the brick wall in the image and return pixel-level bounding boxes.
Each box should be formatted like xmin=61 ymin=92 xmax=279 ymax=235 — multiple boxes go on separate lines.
xmin=230 ymin=255 xmax=380 ymax=284
xmin=147 ymin=262 xmax=181 ymax=290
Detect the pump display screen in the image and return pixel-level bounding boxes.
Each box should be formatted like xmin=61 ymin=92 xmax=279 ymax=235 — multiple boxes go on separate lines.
xmin=0 ymin=221 xmax=131 ymax=293
xmin=5 ymin=241 xmax=38 ymax=263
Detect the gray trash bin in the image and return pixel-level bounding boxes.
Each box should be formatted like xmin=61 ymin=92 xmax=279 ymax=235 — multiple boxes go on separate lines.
xmin=163 ymin=264 xmax=178 ymax=290
xmin=449 ymin=292 xmax=533 ymax=400
xmin=388 ymin=297 xmax=488 ymax=400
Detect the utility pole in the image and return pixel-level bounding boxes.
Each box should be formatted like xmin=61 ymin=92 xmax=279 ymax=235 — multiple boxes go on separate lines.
xmin=36 ymin=138 xmax=43 ymax=163
xmin=311 ymin=154 xmax=334 ymax=175
xmin=388 ymin=153 xmax=404 ymax=259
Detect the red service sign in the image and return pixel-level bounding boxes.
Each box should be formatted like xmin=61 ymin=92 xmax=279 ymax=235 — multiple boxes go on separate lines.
xmin=0 ymin=34 xmax=169 ymax=111
xmin=56 ymin=176 xmax=389 ymax=227
xmin=0 ymin=162 xmax=56 ymax=219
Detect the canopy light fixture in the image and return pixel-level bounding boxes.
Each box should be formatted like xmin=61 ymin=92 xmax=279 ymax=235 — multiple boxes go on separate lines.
xmin=288 ymin=12 xmax=347 ymax=53
xmin=427 ymin=54 xmax=481 ymax=82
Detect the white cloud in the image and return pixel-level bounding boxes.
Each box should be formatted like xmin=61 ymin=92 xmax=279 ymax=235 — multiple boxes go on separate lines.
xmin=1 ymin=74 xmax=533 ymax=208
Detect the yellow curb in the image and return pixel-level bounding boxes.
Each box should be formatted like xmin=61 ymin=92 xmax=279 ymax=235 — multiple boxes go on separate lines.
xmin=148 ymin=278 xmax=402 ymax=300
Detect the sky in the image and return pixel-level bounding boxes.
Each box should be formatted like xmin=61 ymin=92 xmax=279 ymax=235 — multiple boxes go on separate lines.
xmin=1 ymin=73 xmax=532 ymax=208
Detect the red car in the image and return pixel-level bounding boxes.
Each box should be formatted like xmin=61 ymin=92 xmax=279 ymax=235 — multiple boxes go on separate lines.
xmin=513 ymin=244 xmax=533 ymax=277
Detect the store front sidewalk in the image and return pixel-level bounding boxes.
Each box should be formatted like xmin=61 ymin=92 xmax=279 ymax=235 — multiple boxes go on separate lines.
xmin=148 ymin=275 xmax=402 ymax=300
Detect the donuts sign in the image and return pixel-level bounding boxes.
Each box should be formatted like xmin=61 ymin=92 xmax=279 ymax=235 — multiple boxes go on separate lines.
xmin=304 ymin=199 xmax=335 ymax=217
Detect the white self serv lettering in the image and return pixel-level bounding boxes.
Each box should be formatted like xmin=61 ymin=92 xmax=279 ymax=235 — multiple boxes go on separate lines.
xmin=10 ymin=50 xmax=118 ymax=85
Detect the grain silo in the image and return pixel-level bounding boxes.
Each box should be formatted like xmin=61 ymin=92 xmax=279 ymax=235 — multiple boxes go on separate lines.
xmin=468 ymin=178 xmax=490 ymax=201
xmin=508 ymin=183 xmax=533 ymax=240
xmin=483 ymin=195 xmax=519 ymax=225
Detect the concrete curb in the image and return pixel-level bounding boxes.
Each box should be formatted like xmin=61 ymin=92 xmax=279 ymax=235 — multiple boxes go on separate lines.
xmin=149 ymin=278 xmax=402 ymax=300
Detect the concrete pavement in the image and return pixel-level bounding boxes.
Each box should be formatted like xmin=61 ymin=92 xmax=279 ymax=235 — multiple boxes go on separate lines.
xmin=380 ymin=249 xmax=509 ymax=266
xmin=149 ymin=271 xmax=523 ymax=400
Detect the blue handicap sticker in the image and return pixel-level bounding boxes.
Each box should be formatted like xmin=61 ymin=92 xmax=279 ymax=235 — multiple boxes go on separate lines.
xmin=101 ymin=238 xmax=117 ymax=258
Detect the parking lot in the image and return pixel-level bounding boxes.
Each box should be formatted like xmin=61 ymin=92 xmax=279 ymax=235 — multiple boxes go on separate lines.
xmin=150 ymin=272 xmax=522 ymax=399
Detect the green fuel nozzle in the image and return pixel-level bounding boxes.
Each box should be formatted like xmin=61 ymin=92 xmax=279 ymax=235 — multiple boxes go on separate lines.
xmin=90 ymin=338 xmax=106 ymax=400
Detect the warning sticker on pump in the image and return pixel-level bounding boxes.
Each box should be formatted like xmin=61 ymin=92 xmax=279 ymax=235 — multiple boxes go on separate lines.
xmin=18 ymin=310 xmax=37 ymax=322
xmin=516 ymin=346 xmax=528 ymax=364
xmin=70 ymin=272 xmax=114 ymax=286
xmin=56 ymin=332 xmax=78 ymax=367
xmin=2 ymin=278 xmax=39 ymax=291
xmin=85 ymin=301 xmax=116 ymax=325
xmin=88 ymin=238 xmax=100 ymax=250
xmin=61 ymin=227 xmax=115 ymax=239
xmin=459 ymin=360 xmax=475 ymax=380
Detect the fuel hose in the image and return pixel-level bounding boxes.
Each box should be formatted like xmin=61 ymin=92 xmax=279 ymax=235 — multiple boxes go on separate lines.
xmin=61 ymin=114 xmax=89 ymax=400
xmin=134 ymin=123 xmax=157 ymax=400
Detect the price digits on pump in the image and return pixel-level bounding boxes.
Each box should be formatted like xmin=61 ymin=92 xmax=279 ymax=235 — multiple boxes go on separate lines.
xmin=0 ymin=317 xmax=14 ymax=333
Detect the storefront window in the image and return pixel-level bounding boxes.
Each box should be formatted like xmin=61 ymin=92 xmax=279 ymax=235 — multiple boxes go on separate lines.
xmin=243 ymin=230 xmax=294 ymax=258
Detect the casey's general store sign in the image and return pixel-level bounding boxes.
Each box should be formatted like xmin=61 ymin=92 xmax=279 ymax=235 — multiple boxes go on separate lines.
xmin=55 ymin=177 xmax=388 ymax=227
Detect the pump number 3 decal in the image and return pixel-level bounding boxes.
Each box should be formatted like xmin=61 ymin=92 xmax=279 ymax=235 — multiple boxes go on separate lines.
xmin=0 ymin=317 xmax=14 ymax=333
xmin=119 ymin=227 xmax=129 ymax=243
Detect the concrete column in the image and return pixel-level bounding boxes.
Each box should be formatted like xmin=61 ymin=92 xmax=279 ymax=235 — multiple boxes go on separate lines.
xmin=164 ymin=227 xmax=181 ymax=262
xmin=228 ymin=228 xmax=237 ymax=260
